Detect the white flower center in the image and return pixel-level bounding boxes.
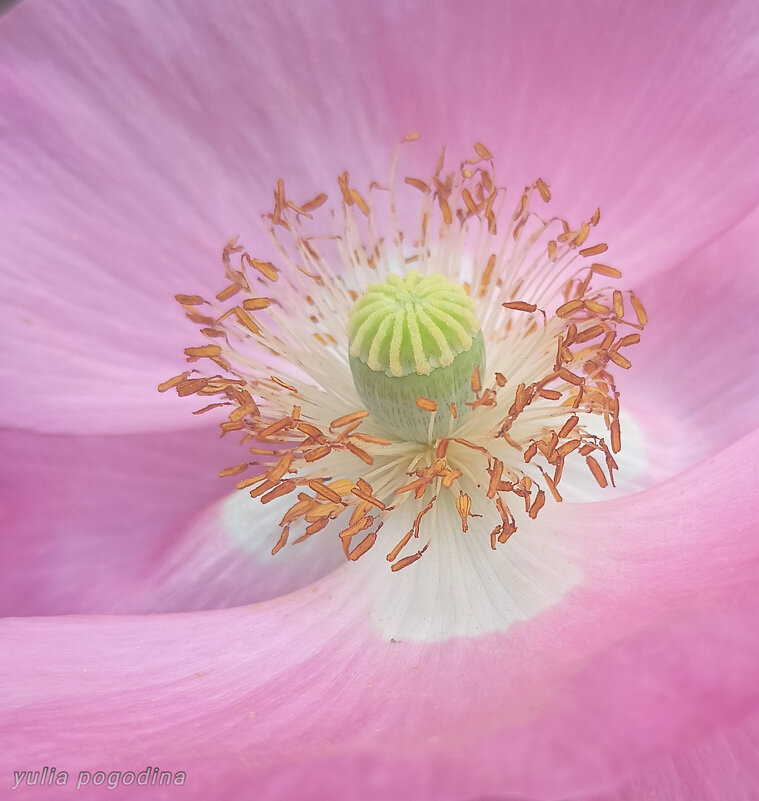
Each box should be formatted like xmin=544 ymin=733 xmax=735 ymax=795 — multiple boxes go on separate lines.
xmin=161 ymin=136 xmax=647 ymax=632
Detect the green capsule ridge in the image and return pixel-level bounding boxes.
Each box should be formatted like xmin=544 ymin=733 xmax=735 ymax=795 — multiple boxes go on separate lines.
xmin=347 ymin=271 xmax=486 ymax=442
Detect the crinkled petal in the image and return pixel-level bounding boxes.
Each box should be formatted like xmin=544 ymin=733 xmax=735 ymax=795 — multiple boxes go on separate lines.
xmin=3 ymin=425 xmax=758 ymax=800
xmin=2 ymin=0 xmax=759 ymax=433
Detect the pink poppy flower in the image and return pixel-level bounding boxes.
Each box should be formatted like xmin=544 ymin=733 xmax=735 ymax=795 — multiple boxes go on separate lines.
xmin=2 ymin=0 xmax=759 ymax=799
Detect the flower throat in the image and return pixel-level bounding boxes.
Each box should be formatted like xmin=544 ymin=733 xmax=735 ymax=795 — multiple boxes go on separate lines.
xmin=347 ymin=271 xmax=485 ymax=442
xmin=163 ymin=138 xmax=648 ymax=573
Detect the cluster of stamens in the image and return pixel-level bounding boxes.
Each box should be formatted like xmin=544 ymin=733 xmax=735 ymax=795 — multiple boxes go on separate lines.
xmin=161 ymin=135 xmax=647 ymax=571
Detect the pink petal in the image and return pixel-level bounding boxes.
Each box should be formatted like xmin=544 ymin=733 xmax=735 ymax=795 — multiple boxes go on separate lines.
xmin=0 ymin=427 xmax=345 ymax=616
xmin=2 ymin=0 xmax=759 ymax=434
xmin=0 ymin=426 xmax=241 ymax=616
xmin=585 ymin=708 xmax=759 ymax=800
xmin=625 ymin=203 xmax=759 ymax=463
xmin=3 ymin=425 xmax=758 ymax=800
xmin=596 ymin=202 xmax=759 ymax=495
xmin=128 ymin=490 xmax=346 ymax=613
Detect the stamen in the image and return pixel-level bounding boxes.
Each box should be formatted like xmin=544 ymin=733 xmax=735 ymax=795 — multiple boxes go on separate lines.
xmin=163 ymin=138 xmax=647 ymax=571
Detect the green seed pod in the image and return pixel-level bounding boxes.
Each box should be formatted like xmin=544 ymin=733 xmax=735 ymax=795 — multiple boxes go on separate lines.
xmin=347 ymin=271 xmax=485 ymax=442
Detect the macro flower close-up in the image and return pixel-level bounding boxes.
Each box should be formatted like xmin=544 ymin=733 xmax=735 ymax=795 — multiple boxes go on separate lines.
xmin=2 ymin=1 xmax=759 ymax=799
